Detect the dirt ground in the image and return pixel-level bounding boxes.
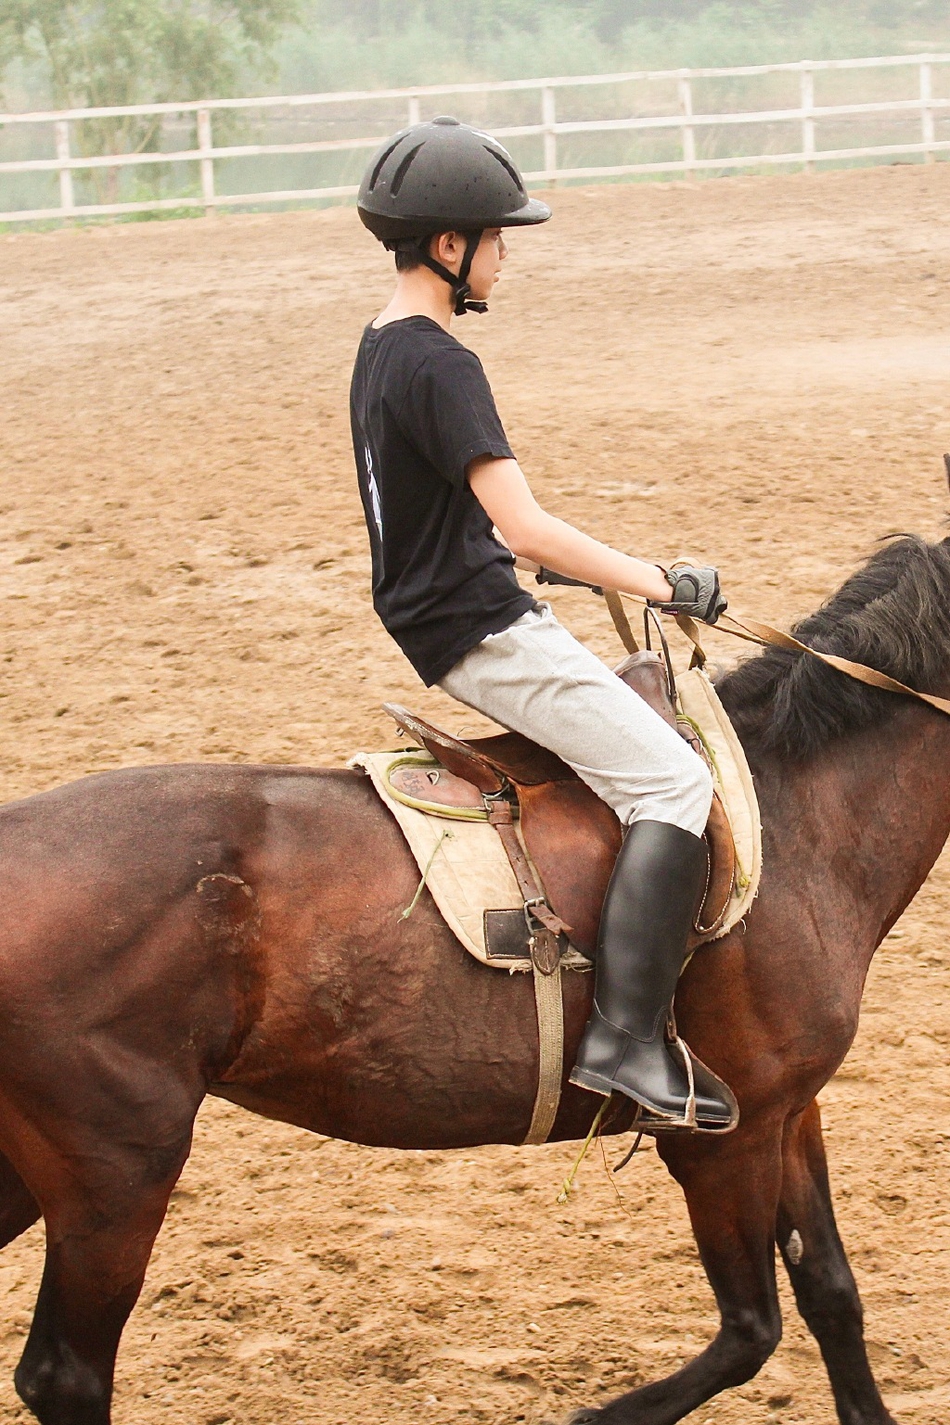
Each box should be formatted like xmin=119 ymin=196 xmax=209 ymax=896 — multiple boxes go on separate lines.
xmin=2 ymin=161 xmax=950 ymax=1425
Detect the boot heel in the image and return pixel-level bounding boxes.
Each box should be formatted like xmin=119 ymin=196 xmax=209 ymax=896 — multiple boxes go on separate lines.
xmin=567 ymin=1065 xmax=612 ymax=1097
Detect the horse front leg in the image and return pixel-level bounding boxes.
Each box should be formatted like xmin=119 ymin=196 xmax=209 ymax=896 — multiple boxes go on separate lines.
xmin=570 ymin=1121 xmax=784 ymax=1424
xmin=777 ymin=1100 xmax=897 ymax=1425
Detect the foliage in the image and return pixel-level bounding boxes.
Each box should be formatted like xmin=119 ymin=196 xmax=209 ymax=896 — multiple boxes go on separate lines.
xmin=279 ymin=1 xmax=950 ymax=94
xmin=0 ymin=0 xmax=300 ymax=108
xmin=302 ymin=0 xmax=950 ymax=49
xmin=0 ymin=0 xmax=301 ymax=206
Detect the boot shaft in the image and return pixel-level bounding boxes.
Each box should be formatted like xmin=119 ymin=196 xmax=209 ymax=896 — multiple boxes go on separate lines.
xmin=594 ymin=819 xmax=708 ymax=1038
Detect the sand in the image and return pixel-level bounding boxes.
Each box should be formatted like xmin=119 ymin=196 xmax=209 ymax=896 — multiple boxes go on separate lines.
xmin=1 ymin=161 xmax=950 ymax=1424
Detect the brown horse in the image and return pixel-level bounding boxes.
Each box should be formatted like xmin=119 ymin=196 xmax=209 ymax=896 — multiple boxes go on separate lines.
xmin=2 ymin=532 xmax=950 ymax=1425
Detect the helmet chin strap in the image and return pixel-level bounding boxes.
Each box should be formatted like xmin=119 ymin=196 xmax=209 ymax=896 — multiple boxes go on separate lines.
xmin=413 ymin=231 xmax=487 ymax=315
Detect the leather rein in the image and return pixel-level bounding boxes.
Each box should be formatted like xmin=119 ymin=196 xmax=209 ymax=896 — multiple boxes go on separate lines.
xmin=603 ymin=591 xmax=950 ymax=722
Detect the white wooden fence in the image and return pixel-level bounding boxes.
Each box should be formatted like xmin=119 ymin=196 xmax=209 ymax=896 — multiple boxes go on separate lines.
xmin=2 ymin=53 xmax=950 ymax=224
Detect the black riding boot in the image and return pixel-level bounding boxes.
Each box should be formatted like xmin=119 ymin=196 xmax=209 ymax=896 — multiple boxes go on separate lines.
xmin=569 ymin=819 xmax=737 ymax=1132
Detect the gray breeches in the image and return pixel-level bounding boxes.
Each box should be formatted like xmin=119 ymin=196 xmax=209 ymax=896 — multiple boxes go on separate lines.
xmin=439 ymin=604 xmax=713 ymax=837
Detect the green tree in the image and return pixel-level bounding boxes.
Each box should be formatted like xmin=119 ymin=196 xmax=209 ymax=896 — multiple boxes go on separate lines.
xmin=0 ymin=0 xmax=300 ymax=199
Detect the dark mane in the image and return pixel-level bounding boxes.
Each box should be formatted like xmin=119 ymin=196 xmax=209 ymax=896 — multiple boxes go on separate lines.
xmin=717 ymin=535 xmax=950 ymax=761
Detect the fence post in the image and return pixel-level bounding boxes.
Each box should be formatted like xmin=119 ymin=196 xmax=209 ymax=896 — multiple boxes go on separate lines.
xmin=678 ymin=72 xmax=696 ymax=179
xmin=920 ymin=62 xmax=936 ymax=163
xmin=542 ymin=86 xmax=557 ymax=184
xmin=197 ymin=108 xmax=215 ymax=215
xmin=407 ymin=94 xmax=421 ymax=126
xmin=800 ymin=64 xmax=815 ymax=173
xmin=55 ymin=120 xmax=75 ymax=215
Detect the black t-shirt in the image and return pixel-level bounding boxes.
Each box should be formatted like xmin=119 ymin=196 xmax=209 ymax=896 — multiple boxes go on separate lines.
xmin=350 ymin=316 xmax=537 ymax=685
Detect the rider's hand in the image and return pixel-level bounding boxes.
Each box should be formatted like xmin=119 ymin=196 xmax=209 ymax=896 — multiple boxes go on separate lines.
xmin=648 ymin=565 xmax=727 ymax=625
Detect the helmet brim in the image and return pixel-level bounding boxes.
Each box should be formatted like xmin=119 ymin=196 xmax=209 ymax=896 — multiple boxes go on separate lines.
xmin=500 ymin=197 xmax=553 ymax=227
xmin=359 ymin=195 xmax=552 ymax=244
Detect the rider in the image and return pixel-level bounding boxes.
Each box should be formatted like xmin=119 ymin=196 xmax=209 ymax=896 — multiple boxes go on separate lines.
xmin=350 ymin=116 xmax=735 ymax=1133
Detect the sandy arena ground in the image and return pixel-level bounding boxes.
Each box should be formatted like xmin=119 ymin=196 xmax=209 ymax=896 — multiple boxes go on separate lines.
xmin=2 ymin=162 xmax=950 ymax=1425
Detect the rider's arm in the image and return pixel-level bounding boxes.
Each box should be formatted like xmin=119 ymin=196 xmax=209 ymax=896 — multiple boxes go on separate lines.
xmin=467 ymin=455 xmax=672 ymax=602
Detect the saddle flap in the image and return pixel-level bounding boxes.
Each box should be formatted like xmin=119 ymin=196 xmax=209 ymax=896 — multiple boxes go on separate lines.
xmin=695 ymin=791 xmax=737 ymax=938
xmin=516 ymin=778 xmax=622 ymax=957
xmin=514 ymin=777 xmax=737 ymax=957
xmin=613 ymin=650 xmax=677 ymax=729
xmin=383 ymin=702 xmax=505 ymax=796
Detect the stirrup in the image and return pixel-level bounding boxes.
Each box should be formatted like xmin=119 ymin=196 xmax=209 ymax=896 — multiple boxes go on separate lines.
xmin=568 ymin=1022 xmax=698 ymax=1132
xmin=672 ymin=1030 xmax=697 ymax=1128
xmin=614 ymin=1030 xmax=700 ymax=1135
xmin=569 ymin=1019 xmax=738 ymax=1136
xmin=650 ymin=1014 xmax=738 ymax=1135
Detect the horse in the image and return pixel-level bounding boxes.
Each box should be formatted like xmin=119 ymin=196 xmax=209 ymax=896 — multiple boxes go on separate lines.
xmin=1 ymin=531 xmax=950 ymax=1425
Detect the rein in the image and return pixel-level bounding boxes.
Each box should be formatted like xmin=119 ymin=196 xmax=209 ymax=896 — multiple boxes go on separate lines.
xmin=604 ymin=592 xmax=950 ymax=721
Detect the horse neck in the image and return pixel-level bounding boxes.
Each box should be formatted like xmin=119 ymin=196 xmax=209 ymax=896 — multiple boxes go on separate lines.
xmin=754 ymin=700 xmax=950 ymax=953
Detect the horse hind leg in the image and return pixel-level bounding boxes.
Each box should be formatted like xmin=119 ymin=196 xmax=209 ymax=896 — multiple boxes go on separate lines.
xmin=777 ymin=1100 xmax=897 ymax=1425
xmin=11 ymin=1102 xmax=199 ymax=1425
xmin=0 ymin=1148 xmax=41 ymax=1249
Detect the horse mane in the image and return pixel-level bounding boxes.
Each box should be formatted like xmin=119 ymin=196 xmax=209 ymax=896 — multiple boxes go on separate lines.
xmin=716 ymin=535 xmax=950 ymax=761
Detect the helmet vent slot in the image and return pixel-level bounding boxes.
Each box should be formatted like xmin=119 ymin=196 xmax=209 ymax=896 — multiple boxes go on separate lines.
xmin=390 ymin=142 xmax=424 ymax=197
xmin=367 ymin=136 xmax=404 ymax=192
xmin=485 ymin=146 xmax=525 ymax=196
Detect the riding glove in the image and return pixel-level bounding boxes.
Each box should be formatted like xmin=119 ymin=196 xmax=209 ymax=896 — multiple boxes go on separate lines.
xmin=648 ymin=565 xmax=727 ymax=625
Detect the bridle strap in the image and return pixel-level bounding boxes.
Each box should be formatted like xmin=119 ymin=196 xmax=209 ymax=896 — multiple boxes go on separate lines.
xmin=718 ymin=611 xmax=950 ymax=719
xmin=602 ymin=591 xmax=950 ymax=721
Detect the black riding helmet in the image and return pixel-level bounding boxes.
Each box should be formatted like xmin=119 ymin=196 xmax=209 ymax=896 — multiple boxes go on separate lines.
xmin=358 ymin=116 xmax=551 ymax=315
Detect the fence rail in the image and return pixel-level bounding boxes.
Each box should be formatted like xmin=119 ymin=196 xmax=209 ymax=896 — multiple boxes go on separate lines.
xmin=2 ymin=53 xmax=950 ymax=224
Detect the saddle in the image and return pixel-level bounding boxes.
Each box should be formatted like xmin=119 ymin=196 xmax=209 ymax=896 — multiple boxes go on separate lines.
xmin=384 ymin=650 xmax=737 ymax=973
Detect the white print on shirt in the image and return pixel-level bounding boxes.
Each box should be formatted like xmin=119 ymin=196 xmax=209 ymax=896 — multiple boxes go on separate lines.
xmin=365 ymin=443 xmax=383 ymax=539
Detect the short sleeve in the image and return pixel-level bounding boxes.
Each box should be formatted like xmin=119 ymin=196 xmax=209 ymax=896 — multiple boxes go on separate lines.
xmin=396 ymin=347 xmax=514 ymax=487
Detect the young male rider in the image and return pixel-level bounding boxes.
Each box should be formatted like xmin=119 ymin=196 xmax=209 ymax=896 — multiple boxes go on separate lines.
xmin=350 ymin=117 xmax=735 ymax=1133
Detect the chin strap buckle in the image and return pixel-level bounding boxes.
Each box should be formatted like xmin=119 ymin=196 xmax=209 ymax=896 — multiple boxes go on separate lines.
xmin=452 ymin=282 xmax=488 ymax=317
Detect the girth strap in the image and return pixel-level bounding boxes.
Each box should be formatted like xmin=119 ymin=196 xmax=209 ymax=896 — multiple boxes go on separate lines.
xmin=525 ymin=962 xmax=564 ymax=1146
xmin=482 ymin=790 xmax=571 ymax=1147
